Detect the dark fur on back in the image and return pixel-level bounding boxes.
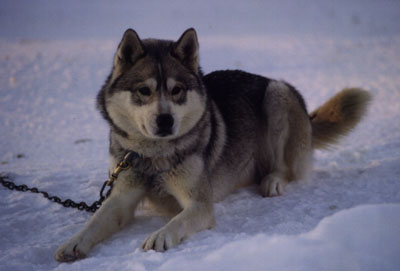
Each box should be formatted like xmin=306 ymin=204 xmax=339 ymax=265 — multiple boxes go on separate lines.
xmin=204 ymin=70 xmax=307 ymax=118
xmin=204 ymin=70 xmax=270 ymax=117
xmin=204 ymin=70 xmax=307 ymax=143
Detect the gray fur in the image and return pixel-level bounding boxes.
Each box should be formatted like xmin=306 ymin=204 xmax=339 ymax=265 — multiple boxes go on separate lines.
xmin=55 ymin=29 xmax=370 ymax=262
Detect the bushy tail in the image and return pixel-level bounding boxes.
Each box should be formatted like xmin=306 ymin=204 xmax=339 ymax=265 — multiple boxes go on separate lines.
xmin=310 ymin=88 xmax=372 ymax=149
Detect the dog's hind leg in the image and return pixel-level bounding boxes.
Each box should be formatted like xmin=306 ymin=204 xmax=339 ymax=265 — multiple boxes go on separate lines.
xmin=259 ymin=81 xmax=290 ymax=197
xmin=259 ymin=115 xmax=289 ymax=197
xmin=259 ymin=81 xmax=311 ymax=197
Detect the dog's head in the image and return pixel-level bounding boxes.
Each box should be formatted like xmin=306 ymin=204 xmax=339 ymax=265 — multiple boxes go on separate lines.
xmin=99 ymin=28 xmax=206 ymax=140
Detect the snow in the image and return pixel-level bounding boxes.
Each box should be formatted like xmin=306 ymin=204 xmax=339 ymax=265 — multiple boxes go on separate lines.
xmin=160 ymin=204 xmax=400 ymax=271
xmin=1 ymin=0 xmax=400 ymax=270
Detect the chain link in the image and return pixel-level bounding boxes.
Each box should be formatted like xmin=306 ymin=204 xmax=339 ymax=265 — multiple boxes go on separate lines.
xmin=0 ymin=151 xmax=137 ymax=213
xmin=0 ymin=174 xmax=105 ymax=213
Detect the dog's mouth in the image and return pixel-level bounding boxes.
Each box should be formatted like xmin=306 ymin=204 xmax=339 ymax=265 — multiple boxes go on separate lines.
xmin=140 ymin=122 xmax=177 ymax=140
xmin=156 ymin=128 xmax=173 ymax=137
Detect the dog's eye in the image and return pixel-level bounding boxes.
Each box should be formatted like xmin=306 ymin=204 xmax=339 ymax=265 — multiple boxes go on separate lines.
xmin=171 ymin=86 xmax=182 ymax=96
xmin=138 ymin=87 xmax=151 ymax=96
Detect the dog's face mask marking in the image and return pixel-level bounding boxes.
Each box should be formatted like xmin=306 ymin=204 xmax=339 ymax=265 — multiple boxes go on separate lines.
xmin=107 ymin=29 xmax=206 ymax=139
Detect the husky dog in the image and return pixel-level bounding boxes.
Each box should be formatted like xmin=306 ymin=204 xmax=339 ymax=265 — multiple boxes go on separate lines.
xmin=55 ymin=28 xmax=371 ymax=261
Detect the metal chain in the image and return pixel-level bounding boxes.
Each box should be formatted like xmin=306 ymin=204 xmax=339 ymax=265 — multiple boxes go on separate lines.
xmin=0 ymin=151 xmax=138 ymax=213
xmin=0 ymin=174 xmax=106 ymax=213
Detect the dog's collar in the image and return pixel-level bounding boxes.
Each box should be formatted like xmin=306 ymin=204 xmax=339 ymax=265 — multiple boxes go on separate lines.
xmin=109 ymin=151 xmax=141 ymax=184
xmin=101 ymin=150 xmax=141 ymax=198
xmin=122 ymin=151 xmax=141 ymax=165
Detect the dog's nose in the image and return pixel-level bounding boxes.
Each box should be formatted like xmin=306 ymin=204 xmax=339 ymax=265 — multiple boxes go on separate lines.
xmin=156 ymin=114 xmax=174 ymax=136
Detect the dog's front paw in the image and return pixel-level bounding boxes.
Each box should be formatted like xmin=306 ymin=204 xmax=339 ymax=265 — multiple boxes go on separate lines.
xmin=142 ymin=226 xmax=181 ymax=252
xmin=260 ymin=174 xmax=288 ymax=197
xmin=55 ymin=235 xmax=91 ymax=262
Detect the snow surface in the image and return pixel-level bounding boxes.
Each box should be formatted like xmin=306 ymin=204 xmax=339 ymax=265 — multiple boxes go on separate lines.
xmin=1 ymin=0 xmax=400 ymax=270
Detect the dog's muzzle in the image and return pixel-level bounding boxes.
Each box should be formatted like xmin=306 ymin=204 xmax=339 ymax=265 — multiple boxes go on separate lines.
xmin=156 ymin=114 xmax=174 ymax=137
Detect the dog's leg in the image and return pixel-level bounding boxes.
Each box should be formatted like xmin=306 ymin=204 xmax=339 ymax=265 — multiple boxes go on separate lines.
xmin=260 ymin=81 xmax=291 ymax=197
xmin=260 ymin=134 xmax=289 ymax=197
xmin=259 ymin=113 xmax=289 ymax=197
xmin=260 ymin=173 xmax=288 ymax=197
xmin=55 ymin=178 xmax=145 ymax=262
xmin=259 ymin=81 xmax=312 ymax=197
xmin=142 ymin=155 xmax=215 ymax=252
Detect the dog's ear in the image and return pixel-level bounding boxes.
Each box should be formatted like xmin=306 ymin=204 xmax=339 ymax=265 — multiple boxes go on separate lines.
xmin=173 ymin=28 xmax=199 ymax=73
xmin=113 ymin=29 xmax=145 ymax=77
